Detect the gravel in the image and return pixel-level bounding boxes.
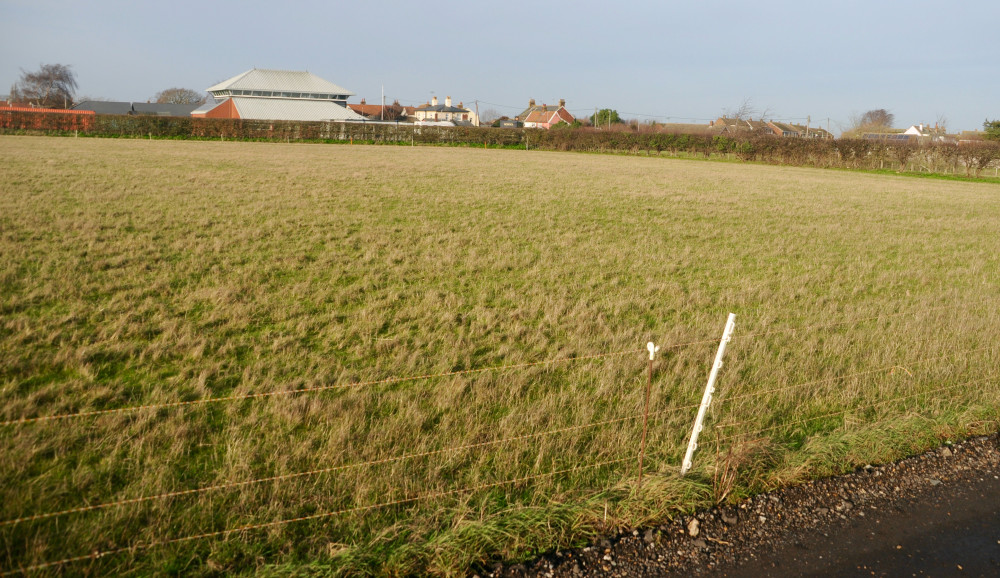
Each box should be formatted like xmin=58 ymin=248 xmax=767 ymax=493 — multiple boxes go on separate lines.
xmin=481 ymin=432 xmax=1000 ymax=577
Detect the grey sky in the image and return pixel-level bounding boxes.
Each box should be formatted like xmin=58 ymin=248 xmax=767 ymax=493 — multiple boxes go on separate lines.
xmin=2 ymin=0 xmax=997 ymax=133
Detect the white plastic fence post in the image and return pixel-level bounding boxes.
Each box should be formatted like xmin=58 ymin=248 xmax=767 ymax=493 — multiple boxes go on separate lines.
xmin=680 ymin=313 xmax=736 ymax=476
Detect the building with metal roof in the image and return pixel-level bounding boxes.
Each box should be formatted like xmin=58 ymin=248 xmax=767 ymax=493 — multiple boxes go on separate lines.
xmin=194 ymin=68 xmax=364 ymax=122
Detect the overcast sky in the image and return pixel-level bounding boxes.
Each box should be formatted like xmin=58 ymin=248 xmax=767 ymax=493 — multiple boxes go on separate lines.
xmin=2 ymin=0 xmax=997 ymax=133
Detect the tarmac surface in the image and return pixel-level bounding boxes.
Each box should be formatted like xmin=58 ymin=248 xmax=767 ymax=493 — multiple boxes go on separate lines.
xmin=486 ymin=432 xmax=1000 ymax=577
xmin=718 ymin=466 xmax=1000 ymax=577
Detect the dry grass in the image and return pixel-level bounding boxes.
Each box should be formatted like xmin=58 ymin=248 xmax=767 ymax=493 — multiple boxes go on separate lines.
xmin=1 ymin=136 xmax=999 ymax=575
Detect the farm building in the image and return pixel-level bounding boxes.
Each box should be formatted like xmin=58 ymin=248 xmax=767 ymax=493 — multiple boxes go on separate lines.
xmin=192 ymin=68 xmax=364 ymax=122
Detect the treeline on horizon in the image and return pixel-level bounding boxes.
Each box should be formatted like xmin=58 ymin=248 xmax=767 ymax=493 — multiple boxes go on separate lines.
xmin=3 ymin=109 xmax=1000 ymax=178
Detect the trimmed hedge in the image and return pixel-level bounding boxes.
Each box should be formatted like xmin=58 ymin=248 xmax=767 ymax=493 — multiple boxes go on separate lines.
xmin=2 ymin=110 xmax=998 ymax=177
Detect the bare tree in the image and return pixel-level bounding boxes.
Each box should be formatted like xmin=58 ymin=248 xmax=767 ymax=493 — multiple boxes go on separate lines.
xmin=860 ymin=109 xmax=894 ymax=128
xmin=722 ymin=97 xmax=756 ymax=121
xmin=935 ymin=113 xmax=949 ymax=134
xmin=12 ymin=63 xmax=78 ymax=108
xmin=380 ymin=100 xmax=406 ymax=121
xmin=844 ymin=108 xmax=895 ymax=137
xmin=153 ymin=87 xmax=207 ymax=105
xmin=480 ymin=108 xmax=501 ymax=124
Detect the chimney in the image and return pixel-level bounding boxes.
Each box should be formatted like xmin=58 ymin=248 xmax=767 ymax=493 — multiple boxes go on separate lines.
xmin=559 ymin=99 xmax=565 ymax=108
xmin=529 ymin=98 xmax=535 ymax=107
xmin=445 ymin=96 xmax=452 ymax=107
xmin=458 ymin=101 xmax=463 ymax=108
xmin=431 ymin=96 xmax=438 ymax=106
xmin=360 ymin=98 xmax=366 ymax=105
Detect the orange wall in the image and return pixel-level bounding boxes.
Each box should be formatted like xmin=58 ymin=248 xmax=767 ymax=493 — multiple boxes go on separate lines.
xmin=194 ymin=99 xmax=240 ymax=119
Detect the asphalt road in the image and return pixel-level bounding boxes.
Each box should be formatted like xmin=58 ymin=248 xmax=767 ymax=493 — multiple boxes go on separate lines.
xmin=489 ymin=433 xmax=1000 ymax=578
xmin=716 ymin=473 xmax=1000 ymax=577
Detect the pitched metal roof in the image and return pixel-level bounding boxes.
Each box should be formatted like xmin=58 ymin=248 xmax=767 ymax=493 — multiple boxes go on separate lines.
xmin=207 ymin=69 xmax=354 ymax=96
xmin=191 ymin=99 xmax=219 ymax=115
xmin=72 ymin=101 xmax=134 ymax=115
xmin=132 ymin=102 xmax=200 ymax=116
xmin=229 ymin=97 xmax=364 ymax=121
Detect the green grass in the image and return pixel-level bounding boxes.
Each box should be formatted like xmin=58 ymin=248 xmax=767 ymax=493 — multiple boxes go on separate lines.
xmin=1 ymin=135 xmax=999 ymax=576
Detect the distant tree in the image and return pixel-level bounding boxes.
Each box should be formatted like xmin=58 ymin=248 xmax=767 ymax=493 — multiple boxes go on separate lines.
xmin=153 ymin=87 xmax=206 ymax=105
xmin=380 ymin=100 xmax=406 ymax=121
xmin=722 ymin=97 xmax=756 ymax=121
xmin=844 ymin=108 xmax=895 ymax=137
xmin=591 ymin=108 xmax=621 ymax=128
xmin=984 ymin=119 xmax=1000 ymax=142
xmin=935 ymin=113 xmax=949 ymax=134
xmin=480 ymin=108 xmax=501 ymax=124
xmin=11 ymin=63 xmax=77 ymax=108
xmin=860 ymin=108 xmax=894 ymax=128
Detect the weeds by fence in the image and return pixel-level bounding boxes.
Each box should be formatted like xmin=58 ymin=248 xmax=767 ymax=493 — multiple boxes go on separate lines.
xmin=2 ymin=299 xmax=998 ymax=575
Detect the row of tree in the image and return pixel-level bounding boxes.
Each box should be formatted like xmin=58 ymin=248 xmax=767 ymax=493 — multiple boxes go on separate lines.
xmin=8 ymin=63 xmax=205 ymax=108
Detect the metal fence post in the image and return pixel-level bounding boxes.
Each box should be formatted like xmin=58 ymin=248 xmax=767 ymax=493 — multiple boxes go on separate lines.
xmin=681 ymin=313 xmax=736 ymax=476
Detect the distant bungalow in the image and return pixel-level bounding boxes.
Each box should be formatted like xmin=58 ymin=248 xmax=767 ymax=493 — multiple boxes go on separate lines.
xmin=192 ymin=68 xmax=364 ymax=122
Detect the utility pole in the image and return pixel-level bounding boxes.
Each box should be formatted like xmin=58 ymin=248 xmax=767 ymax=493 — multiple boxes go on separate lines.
xmin=381 ymin=84 xmax=384 ymax=121
xmin=805 ymin=115 xmax=810 ymax=138
xmin=475 ymin=99 xmax=480 ymax=127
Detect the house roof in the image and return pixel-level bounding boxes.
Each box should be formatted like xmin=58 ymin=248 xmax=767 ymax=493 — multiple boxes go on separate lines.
xmin=132 ymin=102 xmax=200 ymax=116
xmin=348 ymin=101 xmax=416 ymax=119
xmin=787 ymin=123 xmax=833 ymax=138
xmin=207 ymin=69 xmax=354 ymax=97
xmin=656 ymin=123 xmax=714 ymax=134
xmin=522 ymin=106 xmax=574 ymax=125
xmin=225 ymin=97 xmax=364 ymax=121
xmin=516 ymin=103 xmax=564 ymax=120
xmin=523 ymin=110 xmax=556 ymax=124
xmin=191 ymin=99 xmax=219 ymax=116
xmin=415 ymin=103 xmax=470 ymax=113
xmin=72 ymin=101 xmax=199 ymax=116
xmin=73 ymin=101 xmax=135 ymax=115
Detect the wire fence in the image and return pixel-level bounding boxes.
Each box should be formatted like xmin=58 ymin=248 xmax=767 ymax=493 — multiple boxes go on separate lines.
xmin=2 ymin=300 xmax=998 ymax=575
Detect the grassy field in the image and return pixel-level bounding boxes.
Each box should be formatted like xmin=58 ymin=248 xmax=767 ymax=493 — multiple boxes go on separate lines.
xmin=1 ymin=136 xmax=999 ymax=576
